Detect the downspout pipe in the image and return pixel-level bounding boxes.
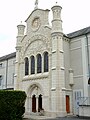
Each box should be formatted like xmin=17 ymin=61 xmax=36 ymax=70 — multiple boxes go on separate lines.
xmin=85 ymin=34 xmax=90 ymax=84
xmin=5 ymin=59 xmax=8 ymax=89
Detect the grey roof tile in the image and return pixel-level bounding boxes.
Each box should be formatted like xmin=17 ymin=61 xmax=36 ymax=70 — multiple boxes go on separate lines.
xmin=67 ymin=26 xmax=90 ymax=38
xmin=0 ymin=52 xmax=16 ymax=61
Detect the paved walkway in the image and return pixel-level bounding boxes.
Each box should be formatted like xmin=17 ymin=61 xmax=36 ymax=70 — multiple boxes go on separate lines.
xmin=23 ymin=115 xmax=90 ymax=120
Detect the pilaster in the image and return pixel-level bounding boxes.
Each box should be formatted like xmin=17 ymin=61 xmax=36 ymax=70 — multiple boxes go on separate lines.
xmin=51 ymin=34 xmax=66 ymax=115
xmin=81 ymin=36 xmax=88 ymax=97
xmin=14 ymin=46 xmax=21 ymax=90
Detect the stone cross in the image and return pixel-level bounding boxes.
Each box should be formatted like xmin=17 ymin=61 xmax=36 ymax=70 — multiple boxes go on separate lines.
xmin=35 ymin=0 xmax=38 ymax=9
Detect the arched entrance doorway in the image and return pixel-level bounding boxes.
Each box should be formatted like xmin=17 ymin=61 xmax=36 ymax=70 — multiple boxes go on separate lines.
xmin=32 ymin=94 xmax=43 ymax=112
xmin=27 ymin=83 xmax=44 ymax=113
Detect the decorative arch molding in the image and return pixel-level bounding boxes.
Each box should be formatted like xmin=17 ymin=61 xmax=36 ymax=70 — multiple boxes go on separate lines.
xmin=20 ymin=34 xmax=51 ymax=62
xmin=26 ymin=82 xmax=44 ymax=97
xmin=25 ymin=39 xmax=44 ymax=55
xmin=23 ymin=34 xmax=50 ymax=55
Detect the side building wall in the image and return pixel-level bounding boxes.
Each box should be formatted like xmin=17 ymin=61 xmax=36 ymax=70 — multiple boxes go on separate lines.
xmin=0 ymin=54 xmax=16 ymax=90
xmin=63 ymin=37 xmax=73 ymax=114
xmin=70 ymin=34 xmax=90 ymax=115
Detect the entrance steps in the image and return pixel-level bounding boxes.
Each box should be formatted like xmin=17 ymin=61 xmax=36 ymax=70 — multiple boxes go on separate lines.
xmin=24 ymin=113 xmax=56 ymax=120
xmin=66 ymin=113 xmax=74 ymax=117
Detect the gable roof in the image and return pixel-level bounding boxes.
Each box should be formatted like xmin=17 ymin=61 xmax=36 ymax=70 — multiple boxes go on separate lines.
xmin=0 ymin=52 xmax=16 ymax=62
xmin=67 ymin=26 xmax=90 ymax=38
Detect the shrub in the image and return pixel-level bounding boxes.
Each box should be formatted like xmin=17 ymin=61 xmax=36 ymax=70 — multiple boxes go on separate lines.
xmin=0 ymin=90 xmax=27 ymax=120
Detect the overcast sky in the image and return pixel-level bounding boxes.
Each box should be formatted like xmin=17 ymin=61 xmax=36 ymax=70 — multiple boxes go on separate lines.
xmin=0 ymin=0 xmax=90 ymax=57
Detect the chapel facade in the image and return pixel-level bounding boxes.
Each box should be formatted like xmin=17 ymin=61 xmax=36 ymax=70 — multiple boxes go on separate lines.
xmin=15 ymin=2 xmax=67 ymax=117
xmin=0 ymin=1 xmax=90 ymax=117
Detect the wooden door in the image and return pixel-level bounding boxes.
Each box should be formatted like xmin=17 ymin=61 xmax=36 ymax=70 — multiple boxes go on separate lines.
xmin=32 ymin=95 xmax=36 ymax=112
xmin=66 ymin=95 xmax=70 ymax=113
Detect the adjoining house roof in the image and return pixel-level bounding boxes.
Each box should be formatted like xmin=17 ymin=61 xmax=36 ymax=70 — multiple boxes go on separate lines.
xmin=67 ymin=26 xmax=90 ymax=38
xmin=0 ymin=52 xmax=16 ymax=62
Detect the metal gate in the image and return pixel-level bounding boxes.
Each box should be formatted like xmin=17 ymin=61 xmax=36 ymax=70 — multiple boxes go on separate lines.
xmin=73 ymin=90 xmax=83 ymax=115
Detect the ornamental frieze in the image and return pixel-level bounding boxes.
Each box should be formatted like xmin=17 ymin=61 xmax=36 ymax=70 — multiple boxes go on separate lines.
xmin=20 ymin=34 xmax=50 ymax=61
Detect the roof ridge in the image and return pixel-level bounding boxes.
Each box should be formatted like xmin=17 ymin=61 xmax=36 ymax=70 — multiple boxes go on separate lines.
xmin=0 ymin=52 xmax=16 ymax=61
xmin=67 ymin=26 xmax=90 ymax=38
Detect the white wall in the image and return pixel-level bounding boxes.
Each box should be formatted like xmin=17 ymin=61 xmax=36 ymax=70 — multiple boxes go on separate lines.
xmin=0 ymin=57 xmax=15 ymax=89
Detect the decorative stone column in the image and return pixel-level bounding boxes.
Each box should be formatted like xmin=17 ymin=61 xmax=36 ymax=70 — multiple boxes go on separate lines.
xmin=29 ymin=57 xmax=31 ymax=75
xmin=42 ymin=54 xmax=44 ymax=73
xmin=36 ymin=95 xmax=39 ymax=112
xmin=35 ymin=56 xmax=37 ymax=74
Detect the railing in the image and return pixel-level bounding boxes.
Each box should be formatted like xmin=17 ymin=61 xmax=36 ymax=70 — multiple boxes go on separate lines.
xmin=79 ymin=97 xmax=90 ymax=106
xmin=78 ymin=97 xmax=90 ymax=117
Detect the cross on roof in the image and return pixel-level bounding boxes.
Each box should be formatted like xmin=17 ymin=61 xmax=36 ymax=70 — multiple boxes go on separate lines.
xmin=35 ymin=0 xmax=38 ymax=9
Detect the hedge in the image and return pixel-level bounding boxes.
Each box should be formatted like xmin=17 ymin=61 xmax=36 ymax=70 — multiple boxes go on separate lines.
xmin=0 ymin=90 xmax=27 ymax=120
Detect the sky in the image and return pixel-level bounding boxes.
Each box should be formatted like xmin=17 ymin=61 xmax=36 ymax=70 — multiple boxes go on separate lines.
xmin=0 ymin=0 xmax=90 ymax=57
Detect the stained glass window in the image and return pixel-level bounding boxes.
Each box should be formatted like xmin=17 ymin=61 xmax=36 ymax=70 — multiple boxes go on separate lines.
xmin=31 ymin=56 xmax=35 ymax=74
xmin=25 ymin=57 xmax=29 ymax=75
xmin=44 ymin=52 xmax=48 ymax=72
xmin=37 ymin=54 xmax=42 ymax=73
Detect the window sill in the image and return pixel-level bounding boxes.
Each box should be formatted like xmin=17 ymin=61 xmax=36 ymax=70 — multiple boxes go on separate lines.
xmin=22 ymin=72 xmax=49 ymax=81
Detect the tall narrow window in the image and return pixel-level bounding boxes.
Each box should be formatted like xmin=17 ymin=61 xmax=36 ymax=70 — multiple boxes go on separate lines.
xmin=0 ymin=75 xmax=2 ymax=86
xmin=31 ymin=56 xmax=35 ymax=74
xmin=37 ymin=54 xmax=42 ymax=73
xmin=44 ymin=52 xmax=48 ymax=72
xmin=12 ymin=73 xmax=14 ymax=85
xmin=25 ymin=57 xmax=29 ymax=75
xmin=0 ymin=63 xmax=2 ymax=68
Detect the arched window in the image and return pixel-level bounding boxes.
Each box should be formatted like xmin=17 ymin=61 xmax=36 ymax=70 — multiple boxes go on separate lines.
xmin=31 ymin=56 xmax=35 ymax=74
xmin=25 ymin=57 xmax=29 ymax=75
xmin=37 ymin=54 xmax=42 ymax=73
xmin=44 ymin=52 xmax=48 ymax=72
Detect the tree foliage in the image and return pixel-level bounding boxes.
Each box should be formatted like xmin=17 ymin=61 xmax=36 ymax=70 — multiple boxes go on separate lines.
xmin=0 ymin=90 xmax=27 ymax=120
